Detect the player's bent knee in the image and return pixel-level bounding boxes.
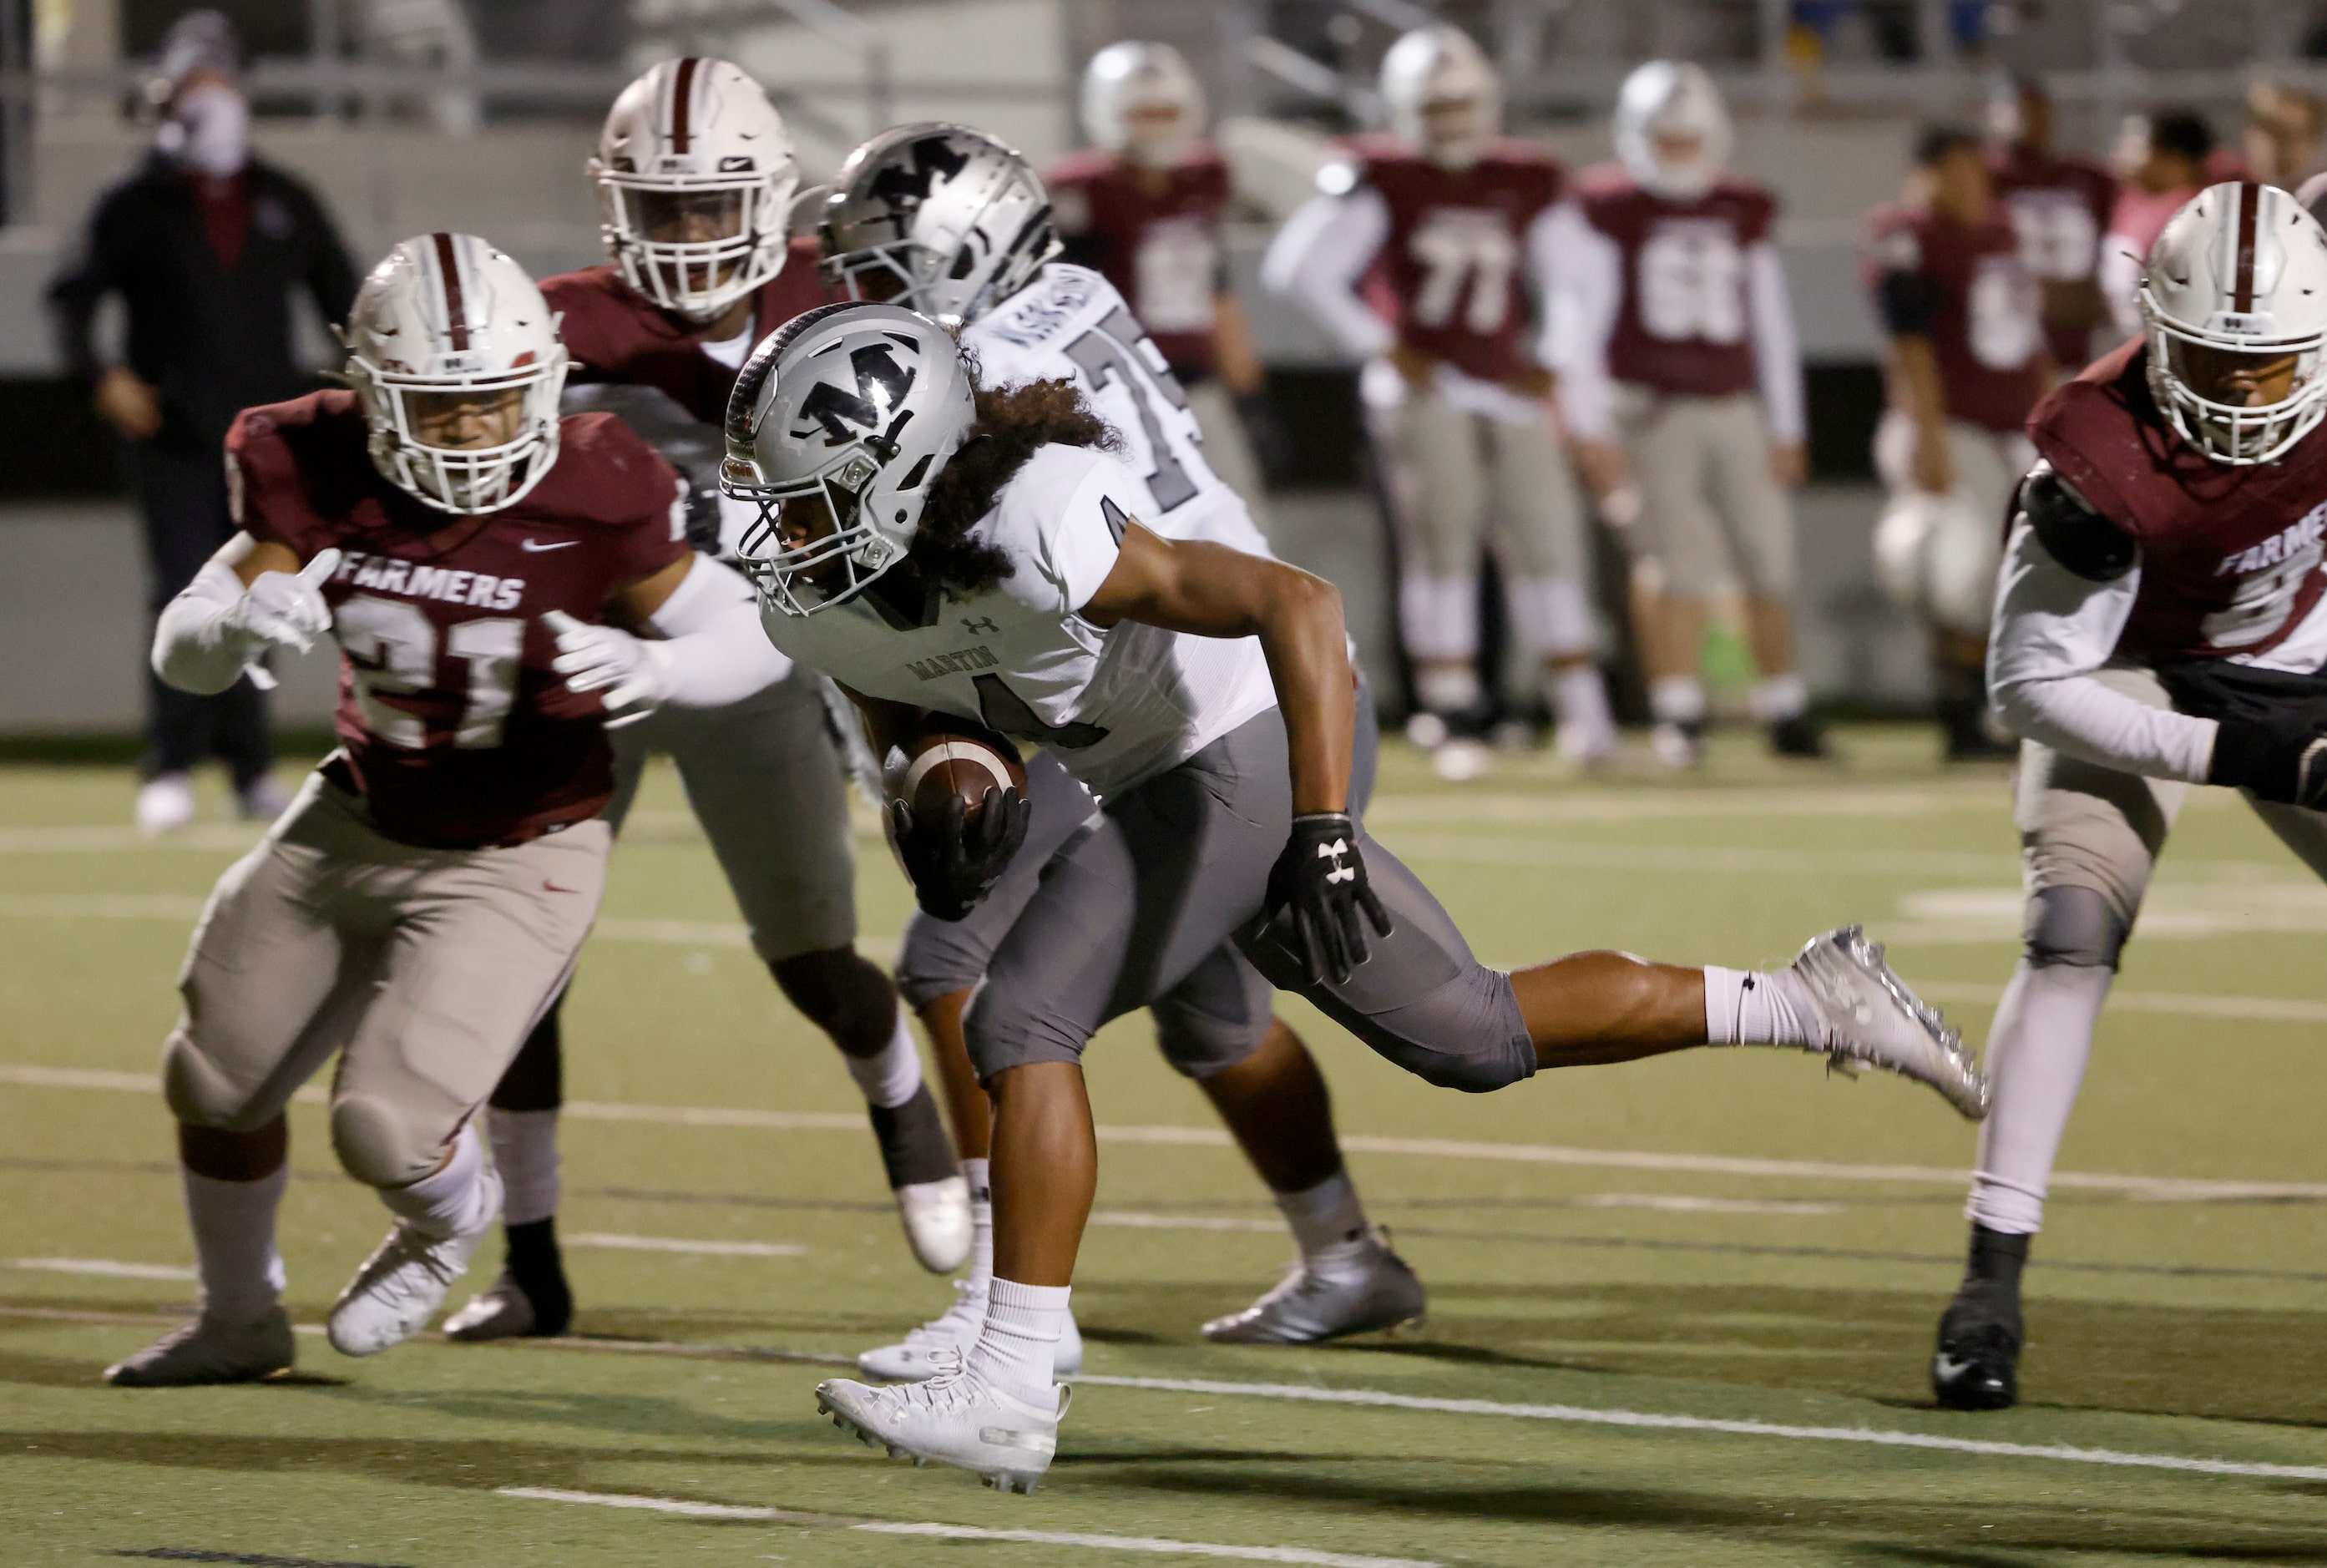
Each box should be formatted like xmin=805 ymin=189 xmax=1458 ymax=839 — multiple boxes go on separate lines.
xmin=959 ymin=986 xmax=1083 ymax=1086
xmin=2023 ymin=884 xmax=2128 ymax=970
xmin=1156 ymin=1020 xmax=1266 ymax=1082
xmin=330 ymin=1093 xmax=447 ymax=1189
xmin=160 ymin=1027 xmax=273 ymax=1130
xmin=893 ymin=916 xmax=990 ymax=1012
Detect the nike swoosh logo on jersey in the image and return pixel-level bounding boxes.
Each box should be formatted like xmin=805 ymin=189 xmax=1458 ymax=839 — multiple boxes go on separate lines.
xmin=521 ymin=538 xmax=579 ymax=553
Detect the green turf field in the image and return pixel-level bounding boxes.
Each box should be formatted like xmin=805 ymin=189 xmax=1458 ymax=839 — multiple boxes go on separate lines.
xmin=8 ymin=726 xmax=2327 ymax=1566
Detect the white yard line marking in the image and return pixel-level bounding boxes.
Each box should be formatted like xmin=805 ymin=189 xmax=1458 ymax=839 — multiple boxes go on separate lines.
xmin=0 ymin=824 xmax=261 ymax=855
xmin=4 ymin=1257 xmax=195 ymax=1281
xmin=9 ymin=1063 xmax=2324 ymax=1201
xmin=1576 ymin=1194 xmax=1841 ymax=1216
xmin=1075 ymin=1376 xmax=2327 ymax=1484
xmin=493 ymin=1486 xmax=1439 ymax=1567
xmin=562 ymin=1232 xmax=804 ymax=1257
xmin=1090 ymin=1211 xmax=1286 ymax=1234
xmin=1915 ymin=979 xmax=2327 ymax=1024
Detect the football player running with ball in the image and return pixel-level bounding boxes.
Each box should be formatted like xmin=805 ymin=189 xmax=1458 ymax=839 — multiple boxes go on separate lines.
xmin=722 ymin=301 xmax=1984 ymax=1490
xmin=1265 ymin=25 xmax=1615 ymax=774
xmin=814 ymin=124 xmax=1426 ymax=1374
xmin=108 ymin=234 xmax=790 ymax=1385
xmin=443 ymin=57 xmax=972 ymax=1348
xmin=1936 ymin=183 xmax=2327 ymax=1410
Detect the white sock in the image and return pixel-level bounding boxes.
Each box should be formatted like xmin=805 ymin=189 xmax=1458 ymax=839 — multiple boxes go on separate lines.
xmin=1750 ymin=672 xmax=1809 ymax=722
xmin=1507 ymin=574 xmax=1596 ymax=660
xmin=1399 ymin=573 xmax=1479 ymax=667
xmin=842 ymin=1006 xmax=925 ymax=1110
xmin=1651 ymin=675 xmax=1707 ymax=726
xmin=961 ymin=1156 xmax=994 ymax=1298
xmin=1275 ymin=1171 xmax=1372 ymax=1282
xmin=378 ymin=1120 xmax=498 ymax=1240
xmin=1702 ymin=965 xmax=1818 ymax=1046
xmin=1413 ymin=664 xmax=1481 ymax=716
xmin=1548 ymin=665 xmax=1615 ymax=757
xmin=968 ymin=1277 xmax=1071 ymax=1404
xmin=183 ymin=1163 xmax=288 ymax=1325
xmin=1966 ymin=961 xmax=2112 ymax=1235
xmin=487 ymin=1108 xmax=560 ymax=1227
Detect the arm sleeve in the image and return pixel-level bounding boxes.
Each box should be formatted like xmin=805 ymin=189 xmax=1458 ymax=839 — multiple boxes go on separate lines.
xmin=1987 ymin=516 xmax=2218 ymax=781
xmin=1261 ymin=186 xmax=1395 ymax=360
xmin=1746 ymin=240 xmax=1806 ymax=445
xmin=1537 ymin=201 xmax=1623 ymax=441
xmin=152 ymin=546 xmax=255 ymax=695
xmin=644 ymin=555 xmax=794 ymax=707
xmin=45 ymin=193 xmax=125 ymax=385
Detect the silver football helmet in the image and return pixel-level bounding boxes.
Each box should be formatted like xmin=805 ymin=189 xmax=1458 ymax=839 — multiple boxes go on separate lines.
xmin=721 ymin=301 xmax=975 ymax=615
xmin=1081 ymin=41 xmax=1206 ymax=169
xmin=817 ymin=123 xmax=1061 ymax=331
xmin=1379 ymin=26 xmax=1500 ymax=171
xmin=1614 ymin=61 xmax=1732 ymax=202
xmin=2142 ymin=180 xmax=2327 ymax=465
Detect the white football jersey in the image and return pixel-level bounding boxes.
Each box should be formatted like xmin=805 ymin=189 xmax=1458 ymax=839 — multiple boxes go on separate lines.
xmin=965 ymin=263 xmax=1273 ymax=557
xmin=761 ymin=443 xmax=1278 ymax=800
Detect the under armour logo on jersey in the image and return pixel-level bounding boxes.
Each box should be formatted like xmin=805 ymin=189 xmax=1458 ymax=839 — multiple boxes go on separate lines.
xmin=1314 ymin=836 xmax=1356 ymax=884
xmin=868 ymin=134 xmax=971 ymax=211
xmin=796 ymin=342 xmax=918 ymax=448
xmin=961 ymin=616 xmax=999 ymax=635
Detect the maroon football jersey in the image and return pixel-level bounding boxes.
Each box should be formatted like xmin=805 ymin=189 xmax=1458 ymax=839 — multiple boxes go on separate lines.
xmin=1048 ymin=145 xmax=1231 ymax=378
xmin=1865 ymin=202 xmax=2048 ymax=433
xmin=543 ymin=236 xmax=828 ymax=424
xmin=1342 ymin=134 xmax=1561 ymax=385
xmin=1572 ymin=163 xmax=1774 ymax=399
xmin=2030 ymin=340 xmax=2327 ymax=663
xmin=228 ymin=391 xmax=691 ymax=849
xmin=1989 ymin=144 xmax=2117 ymax=367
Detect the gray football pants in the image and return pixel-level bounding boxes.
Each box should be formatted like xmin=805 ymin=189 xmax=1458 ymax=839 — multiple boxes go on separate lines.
xmin=162 ymin=773 xmax=608 ymax=1188
xmin=896 ymin=692 xmax=1379 ymax=1077
xmin=959 ymin=706 xmax=1535 ymax=1094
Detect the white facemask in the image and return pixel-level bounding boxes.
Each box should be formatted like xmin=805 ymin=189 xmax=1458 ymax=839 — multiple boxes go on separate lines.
xmin=162 ymin=83 xmax=249 ymax=178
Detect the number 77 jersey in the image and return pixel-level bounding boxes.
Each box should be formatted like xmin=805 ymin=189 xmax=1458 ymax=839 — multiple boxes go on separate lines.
xmin=960 ymin=262 xmax=1273 ymax=557
xmin=226 ymin=389 xmax=692 ymax=849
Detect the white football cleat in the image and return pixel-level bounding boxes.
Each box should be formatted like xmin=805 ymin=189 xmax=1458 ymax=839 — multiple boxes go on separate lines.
xmin=1201 ymin=1234 xmax=1426 ymax=1345
xmin=896 ymin=1175 xmax=972 ymax=1274
xmin=1787 ymin=925 xmax=1988 ymax=1120
xmin=443 ymin=1272 xmax=535 ymax=1342
xmin=327 ymin=1210 xmax=495 ymax=1357
xmin=104 ymin=1309 xmax=295 ymax=1386
xmin=858 ymin=1284 xmax=1083 ymax=1383
xmin=817 ymin=1367 xmax=1070 ymax=1493
xmin=135 ymin=773 xmax=197 ymax=835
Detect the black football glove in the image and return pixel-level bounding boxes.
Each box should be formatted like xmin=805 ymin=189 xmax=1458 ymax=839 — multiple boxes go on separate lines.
xmin=1262 ymin=812 xmax=1394 ymax=987
xmin=2156 ymin=660 xmax=2327 ymax=808
xmin=888 ymin=786 xmax=1030 ymax=923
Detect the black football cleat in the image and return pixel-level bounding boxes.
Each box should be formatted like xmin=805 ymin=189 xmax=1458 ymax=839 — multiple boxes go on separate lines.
xmin=1931 ymin=1224 xmax=2028 ymax=1410
xmin=1768 ymin=714 xmax=1830 ymax=759
xmin=445 ymin=1217 xmax=573 ymax=1342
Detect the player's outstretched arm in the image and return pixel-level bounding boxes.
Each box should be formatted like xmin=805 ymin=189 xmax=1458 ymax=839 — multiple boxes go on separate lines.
xmin=152 ymin=534 xmax=339 ymax=695
xmin=548 ymin=555 xmax=792 ymax=726
xmin=1083 ymin=523 xmax=1389 ymax=982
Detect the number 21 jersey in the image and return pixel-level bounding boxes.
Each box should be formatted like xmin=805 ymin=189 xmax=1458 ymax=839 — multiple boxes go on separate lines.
xmin=228 ymin=390 xmax=691 ymax=848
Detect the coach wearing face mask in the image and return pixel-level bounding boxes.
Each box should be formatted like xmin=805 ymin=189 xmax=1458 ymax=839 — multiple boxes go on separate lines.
xmin=46 ymin=11 xmax=357 ymax=834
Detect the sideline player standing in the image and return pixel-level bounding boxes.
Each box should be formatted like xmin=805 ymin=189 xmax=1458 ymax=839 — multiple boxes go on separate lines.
xmin=815 ymin=124 xmax=1427 ymax=1374
xmin=724 ymin=301 xmax=1984 ymax=1489
xmin=1865 ymin=126 xmax=2051 ymax=761
xmin=1549 ymin=61 xmax=1822 ymax=767
xmin=443 ymin=57 xmax=969 ymax=1347
xmin=107 ymin=234 xmax=789 ymax=1384
xmin=1986 ymin=76 xmax=2116 ymax=377
xmin=1050 ymin=41 xmax=1279 ymax=541
xmin=1265 ymin=25 xmax=1616 ymax=774
xmin=1935 ymin=183 xmax=2327 ymax=1409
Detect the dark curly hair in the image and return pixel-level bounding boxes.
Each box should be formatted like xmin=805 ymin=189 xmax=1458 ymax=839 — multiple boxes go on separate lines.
xmin=909 ymin=367 xmax=1122 ymax=599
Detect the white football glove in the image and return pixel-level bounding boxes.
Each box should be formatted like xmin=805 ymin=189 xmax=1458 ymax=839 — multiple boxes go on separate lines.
xmin=543 ymin=609 xmax=673 ymax=730
xmin=227 ymin=549 xmax=340 ymax=690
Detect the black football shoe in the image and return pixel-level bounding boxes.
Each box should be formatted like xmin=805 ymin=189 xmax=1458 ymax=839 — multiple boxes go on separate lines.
xmin=1931 ymin=1225 xmax=2028 ymax=1410
xmin=1768 ymin=714 xmax=1829 ymax=759
xmin=445 ymin=1217 xmax=573 ymax=1342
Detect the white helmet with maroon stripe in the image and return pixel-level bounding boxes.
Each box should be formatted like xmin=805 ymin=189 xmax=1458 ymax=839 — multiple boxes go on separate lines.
xmin=341 ymin=233 xmax=569 ymax=514
xmin=2142 ymin=180 xmax=2327 ymax=465
xmin=1615 ymin=61 xmax=1733 ymax=201
xmin=591 ymin=58 xmax=800 ymax=322
xmin=1081 ymin=41 xmax=1206 ymax=169
xmin=1380 ymin=26 xmax=1500 ymax=171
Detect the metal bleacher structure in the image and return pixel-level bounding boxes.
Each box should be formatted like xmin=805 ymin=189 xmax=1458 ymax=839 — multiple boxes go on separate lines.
xmin=0 ymin=0 xmax=2320 ymax=733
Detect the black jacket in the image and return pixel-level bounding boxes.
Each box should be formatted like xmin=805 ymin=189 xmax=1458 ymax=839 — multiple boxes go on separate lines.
xmin=46 ymin=152 xmax=359 ymax=456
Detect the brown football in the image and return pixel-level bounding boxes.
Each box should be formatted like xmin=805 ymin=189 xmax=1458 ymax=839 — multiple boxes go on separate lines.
xmin=882 ymin=721 xmax=1027 ymax=827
